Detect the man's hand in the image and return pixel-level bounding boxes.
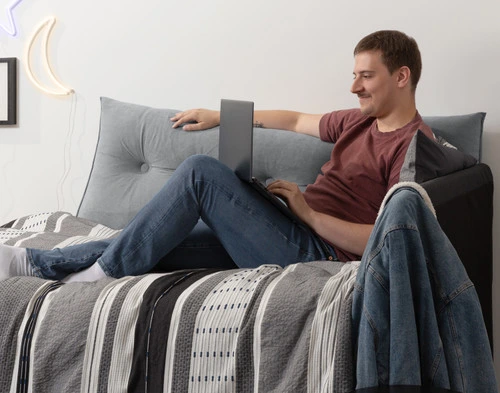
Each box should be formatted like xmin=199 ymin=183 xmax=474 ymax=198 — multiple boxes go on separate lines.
xmin=171 ymin=109 xmax=220 ymax=131
xmin=267 ymin=180 xmax=313 ymax=223
xmin=267 ymin=179 xmax=373 ymax=257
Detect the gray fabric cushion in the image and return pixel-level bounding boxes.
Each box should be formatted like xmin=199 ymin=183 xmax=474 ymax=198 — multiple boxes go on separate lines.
xmin=422 ymin=112 xmax=486 ymax=161
xmin=77 ymin=97 xmax=485 ymax=229
xmin=399 ymin=130 xmax=477 ymax=183
xmin=76 ymin=97 xmax=333 ymax=229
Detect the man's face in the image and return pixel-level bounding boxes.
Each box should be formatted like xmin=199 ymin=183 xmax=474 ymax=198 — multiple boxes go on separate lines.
xmin=350 ymin=50 xmax=400 ymax=118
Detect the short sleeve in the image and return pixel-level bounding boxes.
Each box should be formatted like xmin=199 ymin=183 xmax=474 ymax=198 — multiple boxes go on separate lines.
xmin=319 ymin=109 xmax=370 ymax=143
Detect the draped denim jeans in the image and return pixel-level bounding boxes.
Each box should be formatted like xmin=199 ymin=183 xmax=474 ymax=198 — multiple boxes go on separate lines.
xmin=27 ymin=155 xmax=336 ymax=279
xmin=352 ymin=185 xmax=497 ymax=392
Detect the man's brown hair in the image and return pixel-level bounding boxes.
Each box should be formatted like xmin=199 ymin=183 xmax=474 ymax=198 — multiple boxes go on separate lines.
xmin=354 ymin=30 xmax=422 ymax=91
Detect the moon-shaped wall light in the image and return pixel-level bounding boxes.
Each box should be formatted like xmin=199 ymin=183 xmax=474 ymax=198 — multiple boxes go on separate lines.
xmin=25 ymin=16 xmax=74 ymax=96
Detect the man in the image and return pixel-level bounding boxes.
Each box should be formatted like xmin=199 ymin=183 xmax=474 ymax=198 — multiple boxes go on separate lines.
xmin=170 ymin=29 xmax=433 ymax=262
xmin=0 ymin=30 xmax=434 ymax=282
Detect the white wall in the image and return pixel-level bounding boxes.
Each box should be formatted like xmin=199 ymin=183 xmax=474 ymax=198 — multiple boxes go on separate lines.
xmin=1 ymin=0 xmax=500 ymax=381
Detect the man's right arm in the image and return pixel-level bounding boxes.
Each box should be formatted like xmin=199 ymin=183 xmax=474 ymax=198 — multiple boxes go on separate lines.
xmin=171 ymin=109 xmax=323 ymax=138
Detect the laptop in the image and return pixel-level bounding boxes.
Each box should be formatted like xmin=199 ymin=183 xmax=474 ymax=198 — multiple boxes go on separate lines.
xmin=218 ymin=98 xmax=310 ymax=228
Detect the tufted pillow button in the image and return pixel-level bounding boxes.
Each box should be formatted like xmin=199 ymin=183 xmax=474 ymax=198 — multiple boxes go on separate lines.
xmin=140 ymin=163 xmax=150 ymax=173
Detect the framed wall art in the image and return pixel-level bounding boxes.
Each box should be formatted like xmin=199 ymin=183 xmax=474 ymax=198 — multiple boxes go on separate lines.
xmin=0 ymin=57 xmax=17 ymax=125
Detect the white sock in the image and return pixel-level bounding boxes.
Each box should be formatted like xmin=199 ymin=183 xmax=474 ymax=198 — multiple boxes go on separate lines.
xmin=0 ymin=244 xmax=34 ymax=280
xmin=62 ymin=261 xmax=108 ymax=283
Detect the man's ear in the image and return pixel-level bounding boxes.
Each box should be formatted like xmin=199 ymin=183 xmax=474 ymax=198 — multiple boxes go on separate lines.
xmin=396 ymin=66 xmax=411 ymax=88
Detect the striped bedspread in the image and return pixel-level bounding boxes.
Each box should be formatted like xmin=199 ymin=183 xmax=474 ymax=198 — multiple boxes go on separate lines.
xmin=0 ymin=211 xmax=121 ymax=248
xmin=0 ymin=212 xmax=358 ymax=393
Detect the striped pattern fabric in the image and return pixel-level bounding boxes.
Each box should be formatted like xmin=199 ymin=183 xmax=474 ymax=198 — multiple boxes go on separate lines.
xmin=0 ymin=211 xmax=121 ymax=248
xmin=0 ymin=213 xmax=359 ymax=392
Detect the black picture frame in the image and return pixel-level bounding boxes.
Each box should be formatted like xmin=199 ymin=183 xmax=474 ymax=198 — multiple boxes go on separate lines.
xmin=0 ymin=57 xmax=17 ymax=126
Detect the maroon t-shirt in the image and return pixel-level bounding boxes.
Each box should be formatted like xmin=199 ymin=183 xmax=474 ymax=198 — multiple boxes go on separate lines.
xmin=303 ymin=109 xmax=434 ymax=261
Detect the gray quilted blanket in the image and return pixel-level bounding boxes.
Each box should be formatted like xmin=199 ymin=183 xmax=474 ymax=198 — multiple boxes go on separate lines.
xmin=0 ymin=212 xmax=358 ymax=393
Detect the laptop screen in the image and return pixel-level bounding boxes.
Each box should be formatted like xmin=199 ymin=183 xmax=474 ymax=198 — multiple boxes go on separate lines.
xmin=218 ymin=99 xmax=254 ymax=182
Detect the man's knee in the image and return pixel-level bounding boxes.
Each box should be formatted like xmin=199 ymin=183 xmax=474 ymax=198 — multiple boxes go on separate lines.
xmin=183 ymin=154 xmax=217 ymax=168
xmin=178 ymin=154 xmax=227 ymax=181
xmin=180 ymin=154 xmax=217 ymax=173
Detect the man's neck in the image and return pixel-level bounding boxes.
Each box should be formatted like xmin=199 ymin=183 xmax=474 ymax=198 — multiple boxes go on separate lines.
xmin=376 ymin=99 xmax=417 ymax=132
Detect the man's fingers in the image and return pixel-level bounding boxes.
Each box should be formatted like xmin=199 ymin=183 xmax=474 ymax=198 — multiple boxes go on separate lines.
xmin=171 ymin=112 xmax=195 ymax=129
xmin=182 ymin=122 xmax=205 ymax=131
xmin=268 ymin=180 xmax=297 ymax=192
xmin=171 ymin=109 xmax=219 ymax=131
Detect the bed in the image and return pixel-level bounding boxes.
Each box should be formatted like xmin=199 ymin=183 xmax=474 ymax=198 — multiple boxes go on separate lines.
xmin=0 ymin=97 xmax=496 ymax=392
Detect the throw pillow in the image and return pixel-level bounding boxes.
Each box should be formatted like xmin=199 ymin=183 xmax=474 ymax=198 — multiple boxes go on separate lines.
xmin=422 ymin=112 xmax=486 ymax=162
xmin=399 ymin=130 xmax=477 ymax=184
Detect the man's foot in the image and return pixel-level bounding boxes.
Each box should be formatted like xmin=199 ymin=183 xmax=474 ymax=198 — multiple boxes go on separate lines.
xmin=62 ymin=261 xmax=108 ymax=283
xmin=0 ymin=244 xmax=34 ymax=280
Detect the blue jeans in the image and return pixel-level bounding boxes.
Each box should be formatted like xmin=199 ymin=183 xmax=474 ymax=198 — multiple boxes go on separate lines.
xmin=27 ymin=155 xmax=336 ymax=279
xmin=352 ymin=185 xmax=497 ymax=392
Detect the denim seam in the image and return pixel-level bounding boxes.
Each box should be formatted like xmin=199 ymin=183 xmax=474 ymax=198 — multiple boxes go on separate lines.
xmin=172 ymin=243 xmax=225 ymax=249
xmin=446 ymin=306 xmax=467 ymax=390
xmin=367 ymin=266 xmax=388 ymax=294
xmin=429 ymin=339 xmax=444 ymax=384
xmin=25 ymin=249 xmax=44 ymax=278
xmin=365 ymin=224 xmax=419 ymax=265
xmin=354 ymin=282 xmax=364 ymax=293
xmin=362 ymin=304 xmax=380 ymax=351
xmin=435 ymin=281 xmax=475 ymax=315
xmin=97 ymin=257 xmax=113 ymax=277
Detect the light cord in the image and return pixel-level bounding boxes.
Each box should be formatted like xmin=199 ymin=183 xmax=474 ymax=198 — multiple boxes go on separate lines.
xmin=56 ymin=93 xmax=78 ymax=210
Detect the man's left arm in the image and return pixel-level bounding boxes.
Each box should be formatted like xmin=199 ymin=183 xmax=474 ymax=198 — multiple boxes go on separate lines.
xmin=267 ymin=180 xmax=373 ymax=256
